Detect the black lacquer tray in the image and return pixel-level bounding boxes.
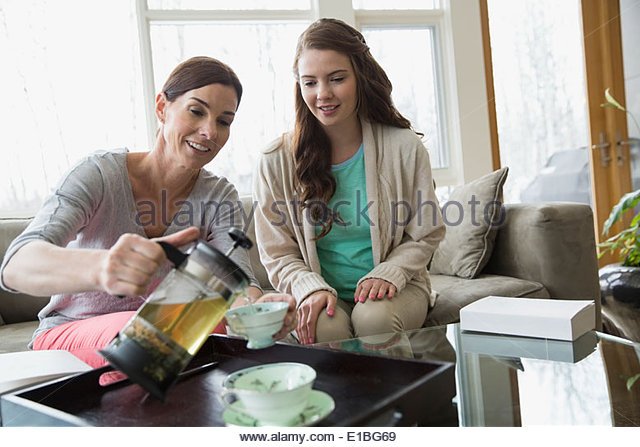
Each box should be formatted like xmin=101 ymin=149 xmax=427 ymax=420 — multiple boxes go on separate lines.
xmin=1 ymin=335 xmax=455 ymax=427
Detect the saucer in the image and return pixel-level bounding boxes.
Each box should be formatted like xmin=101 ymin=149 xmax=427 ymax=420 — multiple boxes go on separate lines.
xmin=223 ymin=390 xmax=335 ymax=427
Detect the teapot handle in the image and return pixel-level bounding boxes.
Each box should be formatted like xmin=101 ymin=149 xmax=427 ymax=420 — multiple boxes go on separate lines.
xmin=224 ymin=228 xmax=253 ymax=257
xmin=157 ymin=241 xmax=189 ymax=268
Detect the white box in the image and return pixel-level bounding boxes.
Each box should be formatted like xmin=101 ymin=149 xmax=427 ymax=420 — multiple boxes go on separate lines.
xmin=459 ymin=296 xmax=596 ymax=341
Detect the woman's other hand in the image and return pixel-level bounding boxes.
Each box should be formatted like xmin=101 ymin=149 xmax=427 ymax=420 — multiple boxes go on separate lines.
xmin=354 ymin=278 xmax=397 ymax=303
xmin=297 ymin=290 xmax=337 ymax=345
xmin=98 ymin=226 xmax=200 ymax=296
xmin=255 ymin=293 xmax=297 ymax=340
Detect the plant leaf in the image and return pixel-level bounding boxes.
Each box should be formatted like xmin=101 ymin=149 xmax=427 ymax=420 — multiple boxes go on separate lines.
xmin=603 ymin=190 xmax=640 ymax=234
xmin=631 ymin=213 xmax=640 ymax=228
xmin=626 ymin=373 xmax=640 ymax=391
xmin=604 ymin=88 xmax=627 ymax=112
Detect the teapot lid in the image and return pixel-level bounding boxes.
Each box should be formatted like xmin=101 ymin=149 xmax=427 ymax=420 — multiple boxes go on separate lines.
xmin=183 ymin=241 xmax=249 ymax=291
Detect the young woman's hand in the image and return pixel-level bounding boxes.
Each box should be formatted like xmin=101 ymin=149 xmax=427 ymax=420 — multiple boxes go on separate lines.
xmin=296 ymin=290 xmax=337 ymax=345
xmin=255 ymin=293 xmax=297 ymax=340
xmin=354 ymin=278 xmax=397 ymax=303
xmin=98 ymin=227 xmax=200 ymax=296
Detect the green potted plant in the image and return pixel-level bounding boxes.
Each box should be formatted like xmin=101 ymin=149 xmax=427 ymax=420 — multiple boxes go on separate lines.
xmin=598 ymin=188 xmax=640 ymax=267
xmin=597 ymin=88 xmax=640 ymax=350
xmin=598 ymin=88 xmax=640 ymax=264
xmin=598 ymin=88 xmax=640 ymax=265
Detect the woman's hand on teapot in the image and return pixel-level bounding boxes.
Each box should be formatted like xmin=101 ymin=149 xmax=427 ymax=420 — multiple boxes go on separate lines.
xmin=98 ymin=227 xmax=200 ymax=296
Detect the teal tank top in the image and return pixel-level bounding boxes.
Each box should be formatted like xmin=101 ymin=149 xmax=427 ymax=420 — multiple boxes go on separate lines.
xmin=316 ymin=144 xmax=374 ymax=301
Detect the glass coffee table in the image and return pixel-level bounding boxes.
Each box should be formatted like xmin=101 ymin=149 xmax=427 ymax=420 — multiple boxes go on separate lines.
xmin=313 ymin=324 xmax=640 ymax=426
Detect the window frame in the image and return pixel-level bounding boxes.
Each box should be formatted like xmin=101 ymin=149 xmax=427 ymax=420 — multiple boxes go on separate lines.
xmin=356 ymin=9 xmax=456 ymax=185
xmin=134 ymin=0 xmax=490 ymax=188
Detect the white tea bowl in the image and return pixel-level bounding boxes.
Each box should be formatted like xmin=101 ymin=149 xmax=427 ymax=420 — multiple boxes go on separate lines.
xmin=225 ymin=302 xmax=289 ymax=349
xmin=221 ymin=362 xmax=316 ymax=425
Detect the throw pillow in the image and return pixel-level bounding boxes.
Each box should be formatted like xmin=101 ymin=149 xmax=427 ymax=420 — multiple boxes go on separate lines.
xmin=430 ymin=167 xmax=509 ymax=279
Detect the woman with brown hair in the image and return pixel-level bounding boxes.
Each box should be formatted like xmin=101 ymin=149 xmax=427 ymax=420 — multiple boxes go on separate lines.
xmin=254 ymin=19 xmax=445 ymax=344
xmin=1 ymin=56 xmax=295 ymax=366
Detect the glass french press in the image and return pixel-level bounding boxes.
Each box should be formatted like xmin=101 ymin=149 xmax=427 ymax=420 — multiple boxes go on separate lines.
xmin=100 ymin=228 xmax=252 ymax=400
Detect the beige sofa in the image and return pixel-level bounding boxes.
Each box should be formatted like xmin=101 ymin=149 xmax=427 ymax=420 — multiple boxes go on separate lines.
xmin=0 ymin=199 xmax=601 ymax=354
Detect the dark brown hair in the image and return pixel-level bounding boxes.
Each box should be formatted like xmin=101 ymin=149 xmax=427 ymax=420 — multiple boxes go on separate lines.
xmin=162 ymin=56 xmax=243 ymax=107
xmin=292 ymin=18 xmax=412 ymax=237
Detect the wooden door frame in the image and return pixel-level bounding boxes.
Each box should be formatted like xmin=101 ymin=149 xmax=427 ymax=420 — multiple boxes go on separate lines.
xmin=582 ymin=0 xmax=632 ymax=267
xmin=581 ymin=0 xmax=631 ymax=266
xmin=479 ymin=0 xmax=501 ymax=172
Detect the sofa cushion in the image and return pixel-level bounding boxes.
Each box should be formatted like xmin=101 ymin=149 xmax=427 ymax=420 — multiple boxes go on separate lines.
xmin=0 ymin=218 xmax=50 ymax=324
xmin=0 ymin=292 xmax=49 ymax=326
xmin=425 ymin=273 xmax=549 ymax=326
xmin=430 ymin=167 xmax=509 ymax=279
xmin=0 ymin=321 xmax=39 ymax=353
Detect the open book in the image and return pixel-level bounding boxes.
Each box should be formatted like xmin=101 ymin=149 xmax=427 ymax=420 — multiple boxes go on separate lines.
xmin=0 ymin=350 xmax=91 ymax=395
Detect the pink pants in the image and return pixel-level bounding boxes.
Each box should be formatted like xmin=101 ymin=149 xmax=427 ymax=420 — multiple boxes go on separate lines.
xmin=33 ymin=311 xmax=226 ymax=369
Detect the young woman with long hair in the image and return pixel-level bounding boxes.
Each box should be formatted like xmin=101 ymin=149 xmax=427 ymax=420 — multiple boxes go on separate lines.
xmin=254 ymin=19 xmax=445 ymax=344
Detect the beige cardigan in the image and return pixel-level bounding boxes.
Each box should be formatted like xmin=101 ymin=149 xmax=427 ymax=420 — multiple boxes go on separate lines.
xmin=253 ymin=119 xmax=445 ymax=306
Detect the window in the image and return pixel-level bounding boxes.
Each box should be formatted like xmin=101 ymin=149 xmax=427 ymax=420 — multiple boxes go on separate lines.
xmin=352 ymin=0 xmax=438 ymax=10
xmin=2 ymin=0 xmax=472 ymax=216
xmin=147 ymin=0 xmax=310 ymax=10
xmin=362 ymin=26 xmax=447 ymax=169
xmin=148 ymin=21 xmax=306 ymax=192
xmin=487 ymin=0 xmax=589 ymax=204
xmin=356 ymin=4 xmax=458 ymax=182
xmin=142 ymin=0 xmax=451 ymax=194
xmin=0 ymin=0 xmax=145 ymax=216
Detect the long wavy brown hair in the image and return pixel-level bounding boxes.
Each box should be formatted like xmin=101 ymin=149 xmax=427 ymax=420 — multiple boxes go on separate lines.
xmin=292 ymin=18 xmax=413 ymax=238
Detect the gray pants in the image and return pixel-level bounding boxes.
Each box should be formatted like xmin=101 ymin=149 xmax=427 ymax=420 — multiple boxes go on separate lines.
xmin=314 ymin=283 xmax=429 ymax=343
